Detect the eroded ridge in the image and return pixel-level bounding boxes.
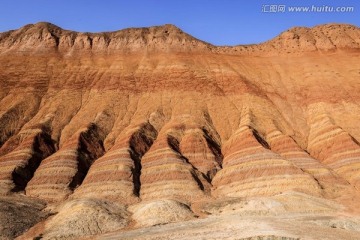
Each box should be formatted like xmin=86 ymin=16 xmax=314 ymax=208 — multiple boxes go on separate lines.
xmin=266 ymin=128 xmax=351 ymax=196
xmin=0 ymin=97 xmax=42 ymax=153
xmin=72 ymin=122 xmax=157 ymax=203
xmin=25 ymin=124 xmax=104 ymax=202
xmin=0 ymin=127 xmax=55 ymax=195
xmin=140 ymin=124 xmax=207 ymax=202
xmin=308 ymin=112 xmax=360 ymax=190
xmin=212 ymin=109 xmax=321 ymax=198
xmin=1 ymin=22 xmax=360 ymax=240
xmin=179 ymin=127 xmax=222 ymax=182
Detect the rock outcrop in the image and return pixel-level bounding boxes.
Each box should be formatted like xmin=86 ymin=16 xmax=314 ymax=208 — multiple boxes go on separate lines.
xmin=0 ymin=22 xmax=360 ymax=239
xmin=26 ymin=124 xmax=104 ymax=202
xmin=212 ymin=109 xmax=322 ymax=198
xmin=130 ymin=199 xmax=195 ymax=227
xmin=71 ymin=122 xmax=157 ymax=203
xmin=23 ymin=198 xmax=129 ymax=240
xmin=307 ymin=108 xmax=360 ymax=190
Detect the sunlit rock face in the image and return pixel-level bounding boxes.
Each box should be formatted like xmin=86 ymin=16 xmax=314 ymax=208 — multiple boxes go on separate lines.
xmin=1 ymin=22 xmax=360 ymax=240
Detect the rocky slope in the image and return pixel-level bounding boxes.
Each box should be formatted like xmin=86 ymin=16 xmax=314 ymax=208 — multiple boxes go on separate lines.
xmin=0 ymin=22 xmax=360 ymax=239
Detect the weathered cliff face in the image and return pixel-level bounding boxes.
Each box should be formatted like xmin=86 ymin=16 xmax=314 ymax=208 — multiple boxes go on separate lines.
xmin=0 ymin=22 xmax=212 ymax=54
xmin=1 ymin=22 xmax=360 ymax=239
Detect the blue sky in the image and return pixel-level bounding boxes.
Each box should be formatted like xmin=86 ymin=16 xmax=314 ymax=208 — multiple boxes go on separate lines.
xmin=0 ymin=0 xmax=359 ymax=46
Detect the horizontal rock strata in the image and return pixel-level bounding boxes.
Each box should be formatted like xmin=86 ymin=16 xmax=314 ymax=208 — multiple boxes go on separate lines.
xmin=266 ymin=128 xmax=351 ymax=195
xmin=1 ymin=22 xmax=360 ymax=239
xmin=26 ymin=124 xmax=104 ymax=202
xmin=72 ymin=122 xmax=157 ymax=203
xmin=212 ymin=110 xmax=322 ymax=197
xmin=0 ymin=127 xmax=55 ymax=194
xmin=308 ymin=112 xmax=360 ymax=190
xmin=140 ymin=129 xmax=206 ymax=202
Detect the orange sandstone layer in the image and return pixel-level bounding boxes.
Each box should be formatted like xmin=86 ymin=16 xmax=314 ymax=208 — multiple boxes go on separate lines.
xmin=0 ymin=22 xmax=360 ymax=239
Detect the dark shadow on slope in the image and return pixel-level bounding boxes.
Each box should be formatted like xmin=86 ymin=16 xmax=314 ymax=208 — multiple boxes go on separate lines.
xmin=202 ymin=127 xmax=223 ymax=180
xmin=69 ymin=124 xmax=105 ymax=190
xmin=12 ymin=131 xmax=56 ymax=192
xmin=128 ymin=122 xmax=158 ymax=196
xmin=167 ymin=134 xmax=206 ymax=191
xmin=251 ymin=127 xmax=270 ymax=149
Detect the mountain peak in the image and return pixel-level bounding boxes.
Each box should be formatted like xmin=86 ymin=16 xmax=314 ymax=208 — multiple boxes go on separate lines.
xmin=0 ymin=22 xmax=212 ymax=54
xmin=15 ymin=22 xmax=63 ymax=35
xmin=32 ymin=21 xmax=62 ymax=29
xmin=1 ymin=21 xmax=360 ymax=240
xmin=0 ymin=22 xmax=359 ymax=55
xmin=264 ymin=23 xmax=360 ymax=52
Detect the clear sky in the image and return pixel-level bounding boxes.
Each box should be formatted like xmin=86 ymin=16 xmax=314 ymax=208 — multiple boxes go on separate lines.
xmin=0 ymin=0 xmax=359 ymax=46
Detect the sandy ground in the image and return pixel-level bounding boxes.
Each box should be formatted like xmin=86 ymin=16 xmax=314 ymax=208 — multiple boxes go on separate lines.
xmin=94 ymin=214 xmax=360 ymax=240
xmin=89 ymin=192 xmax=360 ymax=240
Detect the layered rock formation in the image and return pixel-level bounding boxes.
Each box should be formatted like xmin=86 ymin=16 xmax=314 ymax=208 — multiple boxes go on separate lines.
xmin=0 ymin=22 xmax=360 ymax=239
xmin=72 ymin=122 xmax=157 ymax=203
xmin=307 ymin=109 xmax=360 ymax=190
xmin=0 ymin=127 xmax=55 ymax=195
xmin=212 ymin=109 xmax=322 ymax=198
xmin=26 ymin=124 xmax=105 ymax=202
